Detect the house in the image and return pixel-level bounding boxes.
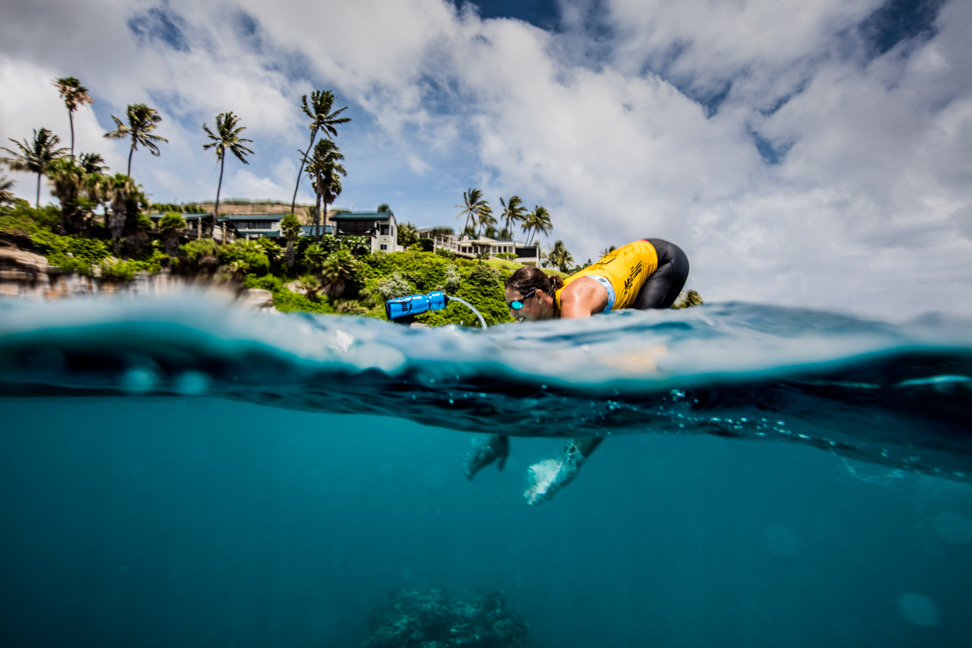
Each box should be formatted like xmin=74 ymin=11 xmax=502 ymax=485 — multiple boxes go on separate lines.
xmin=216 ymin=214 xmax=331 ymax=240
xmin=329 ymin=210 xmax=399 ymax=253
xmin=427 ymin=231 xmax=541 ymax=266
xmin=151 ymin=211 xmax=390 ymax=244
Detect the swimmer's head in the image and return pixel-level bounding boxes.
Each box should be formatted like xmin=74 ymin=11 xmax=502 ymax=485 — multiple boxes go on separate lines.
xmin=505 ymin=267 xmax=562 ymax=322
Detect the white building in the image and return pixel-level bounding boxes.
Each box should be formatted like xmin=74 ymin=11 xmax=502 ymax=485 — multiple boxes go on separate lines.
xmin=427 ymin=232 xmax=541 ymax=266
xmin=330 ymin=210 xmax=399 ymax=253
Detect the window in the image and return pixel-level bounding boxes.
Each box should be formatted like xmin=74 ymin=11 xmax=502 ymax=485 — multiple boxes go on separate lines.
xmin=380 ymin=244 xmax=387 ymax=251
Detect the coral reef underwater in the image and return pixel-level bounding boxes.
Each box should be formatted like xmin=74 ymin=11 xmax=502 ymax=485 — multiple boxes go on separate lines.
xmin=361 ymin=588 xmax=534 ymax=648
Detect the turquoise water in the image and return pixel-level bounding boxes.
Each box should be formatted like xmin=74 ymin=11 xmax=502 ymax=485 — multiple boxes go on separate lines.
xmin=1 ymin=296 xmax=971 ymax=647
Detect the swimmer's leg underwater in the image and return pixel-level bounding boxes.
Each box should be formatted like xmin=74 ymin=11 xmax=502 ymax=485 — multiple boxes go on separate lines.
xmin=464 ymin=435 xmax=604 ymax=506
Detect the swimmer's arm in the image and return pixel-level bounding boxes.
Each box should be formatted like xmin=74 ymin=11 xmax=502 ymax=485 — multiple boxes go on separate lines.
xmin=559 ymin=278 xmax=607 ymax=319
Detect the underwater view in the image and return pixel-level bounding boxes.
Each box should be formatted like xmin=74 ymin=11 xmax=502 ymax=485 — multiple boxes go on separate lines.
xmin=1 ymin=295 xmax=971 ymax=647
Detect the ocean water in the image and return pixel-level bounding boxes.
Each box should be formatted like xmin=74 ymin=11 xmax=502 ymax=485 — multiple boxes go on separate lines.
xmin=1 ymin=295 xmax=970 ymax=647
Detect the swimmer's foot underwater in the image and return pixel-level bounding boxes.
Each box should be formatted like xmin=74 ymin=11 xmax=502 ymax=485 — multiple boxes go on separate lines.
xmin=523 ymin=438 xmax=604 ymax=506
xmin=464 ymin=434 xmax=510 ymax=479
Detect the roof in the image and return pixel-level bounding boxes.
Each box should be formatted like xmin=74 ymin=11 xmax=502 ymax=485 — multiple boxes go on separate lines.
xmin=329 ymin=210 xmax=394 ymax=221
xmin=230 ymin=225 xmax=333 ymax=237
xmin=149 ymin=213 xmax=285 ymax=221
xmin=216 ymin=214 xmax=284 ymax=222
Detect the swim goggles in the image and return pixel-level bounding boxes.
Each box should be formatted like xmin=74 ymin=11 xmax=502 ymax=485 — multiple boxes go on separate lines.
xmin=507 ymin=288 xmax=537 ymax=310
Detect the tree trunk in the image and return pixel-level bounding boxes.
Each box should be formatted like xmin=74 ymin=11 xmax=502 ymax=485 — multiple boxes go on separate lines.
xmin=69 ymin=111 xmax=76 ymax=161
xmin=215 ymin=155 xmax=225 ymax=243
xmin=290 ymin=128 xmax=318 ymax=214
xmin=126 ymin=145 xmax=135 ymax=178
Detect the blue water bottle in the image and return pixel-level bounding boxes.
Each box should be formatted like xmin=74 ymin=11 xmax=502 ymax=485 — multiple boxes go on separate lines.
xmin=385 ymin=291 xmax=448 ymax=321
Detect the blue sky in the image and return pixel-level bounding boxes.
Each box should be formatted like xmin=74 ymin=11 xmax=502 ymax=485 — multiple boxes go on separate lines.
xmin=1 ymin=0 xmax=970 ymax=319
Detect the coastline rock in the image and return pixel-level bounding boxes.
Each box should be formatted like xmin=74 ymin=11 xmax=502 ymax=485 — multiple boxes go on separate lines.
xmin=0 ymin=240 xmax=270 ymax=308
xmin=0 ymin=246 xmax=53 ymax=296
xmin=237 ymin=288 xmax=275 ymax=311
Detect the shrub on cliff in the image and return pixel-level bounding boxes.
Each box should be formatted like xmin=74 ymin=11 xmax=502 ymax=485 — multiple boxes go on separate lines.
xmin=220 ymin=239 xmax=270 ymax=276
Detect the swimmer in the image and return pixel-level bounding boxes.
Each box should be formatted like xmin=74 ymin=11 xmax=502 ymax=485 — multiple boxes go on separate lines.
xmin=466 ymin=239 xmax=690 ymax=505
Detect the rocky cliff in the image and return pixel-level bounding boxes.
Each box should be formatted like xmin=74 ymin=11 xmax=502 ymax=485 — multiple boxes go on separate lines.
xmin=0 ymin=234 xmax=273 ymax=310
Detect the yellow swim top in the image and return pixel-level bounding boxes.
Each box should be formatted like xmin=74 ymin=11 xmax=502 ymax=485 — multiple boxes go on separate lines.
xmin=555 ymin=239 xmax=658 ymax=313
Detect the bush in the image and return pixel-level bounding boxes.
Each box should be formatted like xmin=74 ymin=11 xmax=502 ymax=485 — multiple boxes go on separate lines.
xmin=182 ymin=238 xmax=220 ymax=261
xmin=375 ymin=272 xmax=414 ymax=302
xmin=100 ymin=259 xmax=138 ymax=282
xmin=342 ymin=235 xmax=371 ymax=257
xmin=221 ymin=239 xmax=269 ymax=276
xmin=158 ymin=212 xmax=186 ymax=232
xmin=0 ymin=203 xmax=62 ymax=237
xmin=244 ymin=274 xmax=334 ymax=313
xmin=442 ymin=265 xmax=460 ymax=293
xmin=100 ymin=250 xmax=166 ymax=281
xmin=175 ymin=238 xmax=221 ymax=274
xmin=30 ymin=230 xmax=111 ymax=274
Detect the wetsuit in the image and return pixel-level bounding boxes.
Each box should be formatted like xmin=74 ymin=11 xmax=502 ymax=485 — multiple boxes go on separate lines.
xmin=554 ymin=239 xmax=689 ymax=313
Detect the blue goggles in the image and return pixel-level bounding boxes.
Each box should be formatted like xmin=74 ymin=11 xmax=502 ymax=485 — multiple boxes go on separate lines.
xmin=507 ymin=288 xmax=537 ymax=311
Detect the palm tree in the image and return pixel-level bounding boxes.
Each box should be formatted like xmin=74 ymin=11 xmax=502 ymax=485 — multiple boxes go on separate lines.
xmin=203 ymin=111 xmax=254 ymax=241
xmin=476 ymin=202 xmax=496 ymax=237
xmin=0 ymin=175 xmax=16 ymax=206
xmin=256 ymin=237 xmax=285 ymax=272
xmin=46 ymin=157 xmax=91 ymax=234
xmin=320 ymin=249 xmax=359 ymax=298
xmin=304 ymin=138 xmax=346 ymax=239
xmin=158 ymin=212 xmax=187 ymax=255
xmin=521 ymin=205 xmax=552 ymax=246
xmin=546 ymin=240 xmax=574 ymax=272
xmin=303 ymin=242 xmax=327 ymax=275
xmin=104 ymin=103 xmax=168 ymax=177
xmin=397 ymin=222 xmax=419 ymax=248
xmin=291 ymin=90 xmax=350 ymax=215
xmin=53 ymin=77 xmax=94 ymax=160
xmin=1 ymin=128 xmax=69 ymax=207
xmin=107 ymin=173 xmax=143 ymax=253
xmin=77 ymin=152 xmax=107 ymax=175
xmin=85 ymin=171 xmax=114 ymax=227
xmin=455 ymin=188 xmax=488 ymax=237
xmin=281 ymin=212 xmax=302 ymax=270
xmin=499 ymin=195 xmax=527 ymax=240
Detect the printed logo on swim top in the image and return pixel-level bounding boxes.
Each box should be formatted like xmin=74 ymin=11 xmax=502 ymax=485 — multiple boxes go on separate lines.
xmin=592 ymin=251 xmax=620 ymax=267
xmin=624 ymin=261 xmax=644 ymax=292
